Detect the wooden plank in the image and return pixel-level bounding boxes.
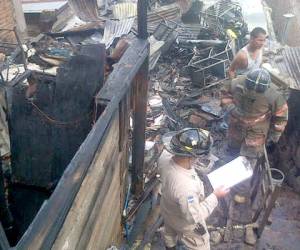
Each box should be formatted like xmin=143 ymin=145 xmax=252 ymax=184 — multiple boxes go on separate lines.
xmin=83 ymin=156 xmax=122 ymax=250
xmin=51 ymin=114 xmax=119 ymax=250
xmin=75 ymin=149 xmax=121 ymax=249
xmin=96 ymin=38 xmax=149 ymax=104
xmin=16 ymin=93 xmax=122 ymax=250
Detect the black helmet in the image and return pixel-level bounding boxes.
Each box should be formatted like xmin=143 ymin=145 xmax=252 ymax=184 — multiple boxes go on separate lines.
xmin=162 ymin=128 xmax=213 ymax=157
xmin=245 ymin=69 xmax=271 ymax=93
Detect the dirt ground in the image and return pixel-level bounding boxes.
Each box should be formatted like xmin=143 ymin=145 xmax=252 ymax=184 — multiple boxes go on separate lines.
xmin=146 ymin=186 xmax=300 ymax=250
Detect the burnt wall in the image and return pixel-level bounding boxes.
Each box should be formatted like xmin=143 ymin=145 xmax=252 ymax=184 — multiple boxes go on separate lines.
xmin=6 ymin=44 xmax=105 ymax=241
xmin=9 ymin=44 xmax=105 ymax=188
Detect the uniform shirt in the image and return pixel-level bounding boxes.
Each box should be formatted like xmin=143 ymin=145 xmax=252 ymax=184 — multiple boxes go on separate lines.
xmin=159 ymin=151 xmax=218 ymax=233
xmin=221 ymin=76 xmax=288 ymax=142
xmin=0 ymin=87 xmax=10 ymax=157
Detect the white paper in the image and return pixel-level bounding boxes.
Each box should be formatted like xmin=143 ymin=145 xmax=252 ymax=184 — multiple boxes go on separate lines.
xmin=207 ymin=156 xmax=253 ymax=190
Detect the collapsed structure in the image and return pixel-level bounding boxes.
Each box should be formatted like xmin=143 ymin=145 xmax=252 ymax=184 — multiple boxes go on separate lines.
xmin=0 ymin=0 xmax=300 ymax=249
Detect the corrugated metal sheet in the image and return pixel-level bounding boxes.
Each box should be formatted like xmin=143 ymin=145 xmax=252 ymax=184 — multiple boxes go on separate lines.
xmin=22 ymin=1 xmax=67 ymax=13
xmin=68 ymin=0 xmax=99 ymax=21
xmin=112 ymin=3 xmax=137 ymax=20
xmin=101 ymin=18 xmax=135 ymax=49
xmin=273 ymin=47 xmax=300 ymax=89
xmin=133 ymin=3 xmax=181 ymax=34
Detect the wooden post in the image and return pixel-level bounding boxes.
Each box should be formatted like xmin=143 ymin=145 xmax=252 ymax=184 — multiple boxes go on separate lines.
xmin=137 ymin=0 xmax=148 ymax=39
xmin=132 ymin=0 xmax=149 ymax=195
xmin=132 ymin=58 xmax=149 ymax=195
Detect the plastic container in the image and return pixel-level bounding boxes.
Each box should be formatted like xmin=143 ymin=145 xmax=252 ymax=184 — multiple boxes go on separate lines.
xmin=270 ymin=168 xmax=285 ymax=186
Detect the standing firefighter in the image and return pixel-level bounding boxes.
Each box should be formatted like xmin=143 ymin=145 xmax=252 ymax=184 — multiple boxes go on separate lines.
xmin=159 ymin=128 xmax=229 ymax=250
xmin=221 ymin=68 xmax=288 ymax=158
xmin=221 ymin=68 xmax=288 ymax=244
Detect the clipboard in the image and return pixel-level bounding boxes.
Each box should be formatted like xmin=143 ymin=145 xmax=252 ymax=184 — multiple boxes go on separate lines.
xmin=207 ymin=156 xmax=253 ymax=190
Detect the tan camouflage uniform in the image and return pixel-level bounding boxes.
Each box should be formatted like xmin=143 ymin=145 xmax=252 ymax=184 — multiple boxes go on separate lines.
xmin=221 ymin=75 xmax=288 ymax=223
xmin=221 ymin=75 xmax=288 ymax=158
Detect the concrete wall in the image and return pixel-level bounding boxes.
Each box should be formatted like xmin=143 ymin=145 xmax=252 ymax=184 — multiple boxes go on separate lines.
xmin=266 ymin=0 xmax=300 ymax=46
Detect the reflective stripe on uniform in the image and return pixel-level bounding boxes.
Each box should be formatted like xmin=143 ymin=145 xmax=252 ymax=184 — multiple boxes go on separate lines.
xmin=274 ymin=122 xmax=287 ymax=132
xmin=275 ymin=103 xmax=288 ymax=117
xmin=231 ymin=111 xmax=270 ymax=126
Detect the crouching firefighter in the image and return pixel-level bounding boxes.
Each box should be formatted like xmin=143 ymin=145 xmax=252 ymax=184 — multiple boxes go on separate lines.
xmin=159 ymin=128 xmax=229 ymax=250
xmin=220 ymin=68 xmax=288 ymax=244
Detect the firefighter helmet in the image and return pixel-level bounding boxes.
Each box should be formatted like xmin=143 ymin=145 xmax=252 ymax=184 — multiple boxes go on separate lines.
xmin=245 ymin=69 xmax=271 ymax=93
xmin=162 ymin=128 xmax=213 ymax=157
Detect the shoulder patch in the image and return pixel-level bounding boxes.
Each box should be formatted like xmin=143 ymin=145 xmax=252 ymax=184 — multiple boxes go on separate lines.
xmin=187 ymin=196 xmax=194 ymax=203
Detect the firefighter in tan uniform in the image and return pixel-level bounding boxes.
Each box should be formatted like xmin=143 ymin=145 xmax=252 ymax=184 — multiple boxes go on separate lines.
xmin=0 ymin=85 xmax=13 ymax=233
xmin=221 ymin=68 xmax=288 ymax=245
xmin=159 ymin=128 xmax=229 ymax=250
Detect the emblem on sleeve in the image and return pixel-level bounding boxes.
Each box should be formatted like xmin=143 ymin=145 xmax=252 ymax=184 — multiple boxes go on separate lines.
xmin=187 ymin=196 xmax=194 ymax=203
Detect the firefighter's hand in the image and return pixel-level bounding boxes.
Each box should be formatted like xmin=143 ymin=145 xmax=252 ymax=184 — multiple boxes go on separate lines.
xmin=213 ymin=186 xmax=230 ymax=198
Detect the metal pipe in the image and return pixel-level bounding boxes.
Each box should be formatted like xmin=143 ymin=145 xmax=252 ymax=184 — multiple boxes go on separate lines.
xmin=282 ymin=13 xmax=295 ymax=45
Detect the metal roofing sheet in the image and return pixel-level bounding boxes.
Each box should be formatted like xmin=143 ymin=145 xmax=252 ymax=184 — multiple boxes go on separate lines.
xmin=68 ymin=0 xmax=99 ymax=21
xmin=101 ymin=18 xmax=135 ymax=49
xmin=273 ymin=47 xmax=300 ymax=89
xmin=22 ymin=1 xmax=67 ymax=13
xmin=112 ymin=3 xmax=137 ymax=20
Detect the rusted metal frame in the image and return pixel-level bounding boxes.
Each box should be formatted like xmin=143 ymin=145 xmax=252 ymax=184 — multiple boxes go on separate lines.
xmin=0 ymin=222 xmax=10 ymax=250
xmin=257 ymin=186 xmax=280 ymax=237
xmin=16 ymin=93 xmax=122 ymax=250
xmin=255 ymin=146 xmax=279 ymax=237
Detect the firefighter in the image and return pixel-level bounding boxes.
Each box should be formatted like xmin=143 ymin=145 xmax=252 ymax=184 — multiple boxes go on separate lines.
xmin=0 ymin=84 xmax=13 ymax=234
xmin=221 ymin=68 xmax=288 ymax=245
xmin=159 ymin=128 xmax=229 ymax=250
xmin=228 ymin=27 xmax=267 ymax=79
xmin=221 ymin=68 xmax=288 ymax=158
